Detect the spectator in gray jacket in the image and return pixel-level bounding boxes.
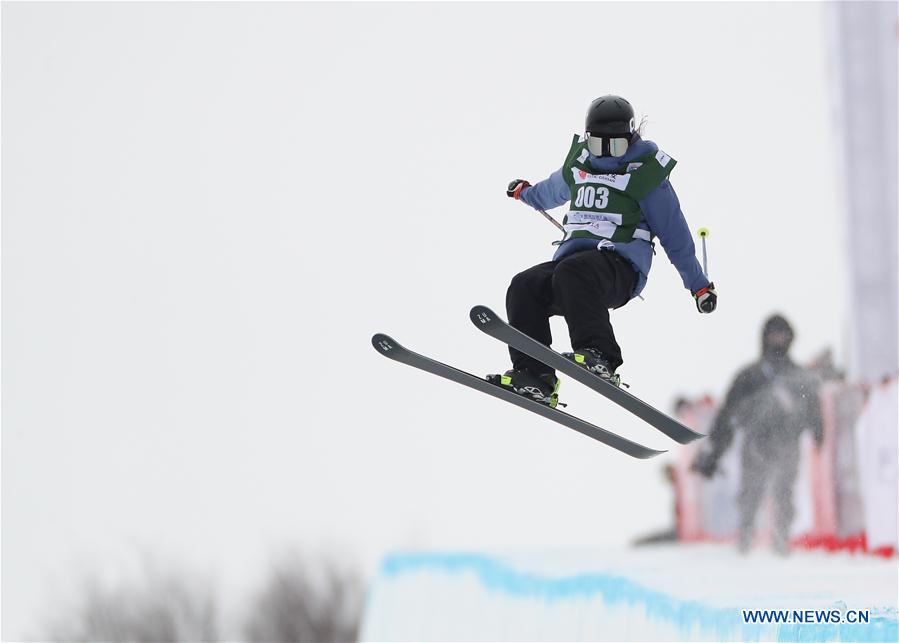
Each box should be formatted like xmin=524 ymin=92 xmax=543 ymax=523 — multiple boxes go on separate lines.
xmin=693 ymin=314 xmax=823 ymax=555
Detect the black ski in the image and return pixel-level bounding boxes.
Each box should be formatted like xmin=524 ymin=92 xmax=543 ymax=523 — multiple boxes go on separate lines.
xmin=372 ymin=333 xmax=664 ymax=459
xmin=469 ymin=305 xmax=704 ymax=444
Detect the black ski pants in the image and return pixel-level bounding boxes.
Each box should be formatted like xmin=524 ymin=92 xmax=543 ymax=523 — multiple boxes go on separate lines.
xmin=505 ymin=249 xmax=637 ymax=377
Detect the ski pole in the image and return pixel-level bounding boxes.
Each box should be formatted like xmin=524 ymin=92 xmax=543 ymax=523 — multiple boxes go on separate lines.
xmin=538 ymin=208 xmax=565 ymax=234
xmin=538 ymin=208 xmax=567 ymax=246
xmin=697 ymin=227 xmax=710 ymax=277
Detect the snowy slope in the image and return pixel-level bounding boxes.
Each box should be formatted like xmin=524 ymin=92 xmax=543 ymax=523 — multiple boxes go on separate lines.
xmin=361 ymin=544 xmax=898 ymax=642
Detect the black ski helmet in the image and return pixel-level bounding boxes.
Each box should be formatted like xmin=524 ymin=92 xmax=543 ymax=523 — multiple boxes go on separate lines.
xmin=585 ymin=95 xmax=635 ymax=136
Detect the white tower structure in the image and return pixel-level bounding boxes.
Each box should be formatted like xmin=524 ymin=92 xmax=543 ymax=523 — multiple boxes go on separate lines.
xmin=828 ymin=2 xmax=898 ymax=382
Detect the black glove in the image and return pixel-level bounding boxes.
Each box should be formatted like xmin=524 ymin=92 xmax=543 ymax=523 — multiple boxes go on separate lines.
xmin=507 ymin=179 xmax=531 ymax=200
xmin=691 ymin=451 xmax=718 ymax=478
xmin=693 ymin=282 xmax=717 ymax=314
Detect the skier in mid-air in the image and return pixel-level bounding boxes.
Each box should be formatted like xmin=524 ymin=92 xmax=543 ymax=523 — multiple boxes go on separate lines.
xmin=487 ymin=95 xmax=717 ymax=407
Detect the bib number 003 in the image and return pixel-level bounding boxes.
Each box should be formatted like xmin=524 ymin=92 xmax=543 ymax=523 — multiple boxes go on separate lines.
xmin=574 ymin=186 xmax=609 ymax=209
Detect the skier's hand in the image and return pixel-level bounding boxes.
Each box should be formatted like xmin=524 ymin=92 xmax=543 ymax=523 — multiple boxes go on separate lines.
xmin=507 ymin=179 xmax=531 ymax=200
xmin=691 ymin=451 xmax=718 ymax=478
xmin=693 ymin=282 xmax=717 ymax=314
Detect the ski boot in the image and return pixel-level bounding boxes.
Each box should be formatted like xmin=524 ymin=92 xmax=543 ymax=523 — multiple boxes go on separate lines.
xmin=486 ymin=369 xmax=561 ymax=408
xmin=562 ymin=348 xmax=622 ymax=387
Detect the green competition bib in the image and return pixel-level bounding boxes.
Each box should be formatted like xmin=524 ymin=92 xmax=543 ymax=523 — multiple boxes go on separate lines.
xmin=560 ymin=134 xmax=676 ymax=243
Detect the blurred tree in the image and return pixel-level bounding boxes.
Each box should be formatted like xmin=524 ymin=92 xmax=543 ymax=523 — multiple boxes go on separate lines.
xmin=243 ymin=553 xmax=363 ymax=643
xmin=49 ymin=566 xmax=219 ymax=642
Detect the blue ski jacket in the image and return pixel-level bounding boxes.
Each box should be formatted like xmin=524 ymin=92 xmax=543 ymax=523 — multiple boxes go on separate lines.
xmin=519 ymin=136 xmax=709 ymax=299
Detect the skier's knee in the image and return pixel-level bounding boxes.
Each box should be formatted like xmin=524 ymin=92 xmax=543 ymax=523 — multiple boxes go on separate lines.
xmin=508 ymin=269 xmax=535 ymax=299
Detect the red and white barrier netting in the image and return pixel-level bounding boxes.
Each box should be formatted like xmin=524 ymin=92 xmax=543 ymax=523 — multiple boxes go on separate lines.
xmin=673 ymin=376 xmax=898 ymax=558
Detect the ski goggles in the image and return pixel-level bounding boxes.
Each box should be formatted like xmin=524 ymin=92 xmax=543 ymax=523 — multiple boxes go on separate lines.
xmin=586 ymin=133 xmax=630 ymax=158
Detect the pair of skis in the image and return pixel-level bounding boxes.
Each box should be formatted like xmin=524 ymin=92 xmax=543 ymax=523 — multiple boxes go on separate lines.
xmin=371 ymin=305 xmax=703 ymax=459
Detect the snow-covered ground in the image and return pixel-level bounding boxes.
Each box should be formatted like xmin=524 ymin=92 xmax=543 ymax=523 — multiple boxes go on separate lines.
xmin=361 ymin=543 xmax=898 ymax=642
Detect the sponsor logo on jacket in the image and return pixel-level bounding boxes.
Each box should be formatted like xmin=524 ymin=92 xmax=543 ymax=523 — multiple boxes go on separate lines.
xmin=572 ymin=168 xmax=631 ymax=189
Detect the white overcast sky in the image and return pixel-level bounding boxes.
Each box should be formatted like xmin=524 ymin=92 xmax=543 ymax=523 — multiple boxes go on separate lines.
xmin=3 ymin=2 xmax=848 ymax=638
